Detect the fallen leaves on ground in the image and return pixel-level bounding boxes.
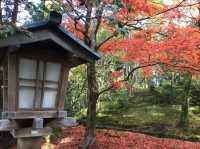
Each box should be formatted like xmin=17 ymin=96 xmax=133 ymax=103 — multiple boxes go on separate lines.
xmin=42 ymin=126 xmax=200 ymax=149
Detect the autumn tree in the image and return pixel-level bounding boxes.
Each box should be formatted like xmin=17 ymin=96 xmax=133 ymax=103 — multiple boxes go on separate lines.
xmin=101 ymin=4 xmax=200 ymax=130
xmin=2 ymin=0 xmax=200 ymax=148
xmin=59 ymin=0 xmax=200 ymax=148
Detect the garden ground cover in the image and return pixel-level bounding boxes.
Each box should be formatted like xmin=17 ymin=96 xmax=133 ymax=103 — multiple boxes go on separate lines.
xmin=42 ymin=126 xmax=200 ymax=149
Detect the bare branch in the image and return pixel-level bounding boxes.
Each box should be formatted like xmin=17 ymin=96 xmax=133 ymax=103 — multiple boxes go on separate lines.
xmin=129 ymin=0 xmax=187 ymax=24
xmin=75 ymin=79 xmax=87 ymax=100
xmin=65 ymin=0 xmax=86 ymax=23
xmin=124 ymin=63 xmax=160 ymax=81
xmin=12 ymin=0 xmax=19 ymax=24
xmin=84 ymin=5 xmax=92 ymax=45
xmin=94 ymin=4 xmax=105 ymax=43
xmin=96 ymin=31 xmax=118 ymax=50
xmin=98 ymin=85 xmax=114 ymax=96
xmin=98 ymin=62 xmax=160 ymax=96
xmin=0 ymin=0 xmax=2 ymax=24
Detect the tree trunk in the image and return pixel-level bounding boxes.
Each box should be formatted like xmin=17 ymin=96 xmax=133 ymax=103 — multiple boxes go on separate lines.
xmin=179 ymin=97 xmax=190 ymax=129
xmin=0 ymin=0 xmax=2 ymax=24
xmin=178 ymin=74 xmax=191 ymax=129
xmin=12 ymin=0 xmax=19 ymax=23
xmin=83 ymin=62 xmax=99 ymax=149
xmin=198 ymin=106 xmax=200 ymax=113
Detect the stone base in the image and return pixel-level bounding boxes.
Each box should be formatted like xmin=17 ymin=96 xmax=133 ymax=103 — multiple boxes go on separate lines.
xmin=17 ymin=137 xmax=43 ymax=149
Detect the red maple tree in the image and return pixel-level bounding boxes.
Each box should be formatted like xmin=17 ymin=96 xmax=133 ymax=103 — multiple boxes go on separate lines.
xmin=60 ymin=0 xmax=200 ymax=147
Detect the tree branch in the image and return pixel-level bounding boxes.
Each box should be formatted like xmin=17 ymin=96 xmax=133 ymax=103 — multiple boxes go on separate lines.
xmin=75 ymin=78 xmax=87 ymax=100
xmin=12 ymin=0 xmax=19 ymax=24
xmin=0 ymin=0 xmax=2 ymax=24
xmin=65 ymin=0 xmax=86 ymax=23
xmin=123 ymin=62 xmax=160 ymax=81
xmin=94 ymin=4 xmax=105 ymax=45
xmin=98 ymin=62 xmax=160 ymax=96
xmin=128 ymin=0 xmax=187 ymax=25
xmin=96 ymin=31 xmax=118 ymax=50
xmin=84 ymin=4 xmax=92 ymax=45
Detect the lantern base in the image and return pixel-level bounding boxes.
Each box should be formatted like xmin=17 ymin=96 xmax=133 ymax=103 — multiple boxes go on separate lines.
xmin=17 ymin=137 xmax=43 ymax=149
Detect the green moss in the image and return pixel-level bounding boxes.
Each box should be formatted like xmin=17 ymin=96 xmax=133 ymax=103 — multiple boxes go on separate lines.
xmin=96 ymin=102 xmax=200 ymax=141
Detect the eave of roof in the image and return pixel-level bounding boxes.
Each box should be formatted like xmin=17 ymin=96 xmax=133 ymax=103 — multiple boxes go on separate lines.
xmin=24 ymin=20 xmax=101 ymax=60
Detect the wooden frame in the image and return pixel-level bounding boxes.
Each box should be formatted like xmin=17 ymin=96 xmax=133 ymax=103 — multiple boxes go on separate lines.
xmin=16 ymin=57 xmax=63 ymax=111
xmin=0 ymin=47 xmax=70 ymax=119
xmin=2 ymin=110 xmax=67 ymax=119
xmin=2 ymin=57 xmax=8 ymax=111
xmin=8 ymin=53 xmax=17 ymax=111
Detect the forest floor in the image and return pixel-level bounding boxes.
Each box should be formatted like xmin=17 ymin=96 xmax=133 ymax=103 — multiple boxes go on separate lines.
xmin=6 ymin=100 xmax=200 ymax=149
xmin=41 ymin=126 xmax=200 ymax=149
xmin=95 ymin=100 xmax=200 ymax=141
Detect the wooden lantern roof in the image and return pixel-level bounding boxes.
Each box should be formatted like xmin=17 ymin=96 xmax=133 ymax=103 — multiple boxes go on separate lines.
xmin=0 ymin=11 xmax=101 ymax=64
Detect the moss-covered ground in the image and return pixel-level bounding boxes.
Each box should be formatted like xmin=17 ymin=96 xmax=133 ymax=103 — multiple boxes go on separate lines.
xmin=95 ymin=100 xmax=200 ymax=141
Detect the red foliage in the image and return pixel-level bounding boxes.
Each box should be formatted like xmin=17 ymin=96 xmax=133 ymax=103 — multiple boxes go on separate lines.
xmin=110 ymin=71 xmax=122 ymax=78
xmin=62 ymin=0 xmax=200 ymax=80
xmin=112 ymin=81 xmax=123 ymax=89
xmin=165 ymin=9 xmax=183 ymax=19
xmin=42 ymin=126 xmax=200 ymax=149
xmin=62 ymin=17 xmax=85 ymax=40
xmin=101 ymin=26 xmax=200 ymax=76
xmin=121 ymin=0 xmax=163 ymax=15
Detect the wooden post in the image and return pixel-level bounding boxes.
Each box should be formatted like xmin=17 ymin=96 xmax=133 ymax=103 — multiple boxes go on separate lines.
xmin=17 ymin=137 xmax=43 ymax=149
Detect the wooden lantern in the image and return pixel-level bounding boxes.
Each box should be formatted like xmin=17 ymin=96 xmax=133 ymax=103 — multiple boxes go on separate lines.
xmin=0 ymin=11 xmax=100 ymax=142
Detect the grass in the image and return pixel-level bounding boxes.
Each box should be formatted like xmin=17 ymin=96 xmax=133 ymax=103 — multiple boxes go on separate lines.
xmin=95 ymin=100 xmax=200 ymax=141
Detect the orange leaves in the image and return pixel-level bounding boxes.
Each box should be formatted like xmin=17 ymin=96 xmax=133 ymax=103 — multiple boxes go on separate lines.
xmin=109 ymin=71 xmax=123 ymax=89
xmin=122 ymin=0 xmax=164 ymax=15
xmin=100 ymin=29 xmax=160 ymax=65
xmin=142 ymin=66 xmax=153 ymax=78
xmin=113 ymin=81 xmax=123 ymax=89
xmin=101 ymin=26 xmax=200 ymax=75
xmin=166 ymin=9 xmax=183 ymax=19
xmin=122 ymin=0 xmax=132 ymax=5
xmin=118 ymin=8 xmax=129 ymax=15
xmin=62 ymin=0 xmax=200 ymax=77
xmin=110 ymin=71 xmax=122 ymax=78
xmin=116 ymin=8 xmax=136 ymax=22
xmin=47 ymin=126 xmax=200 ymax=149
xmin=115 ymin=0 xmax=164 ymax=23
xmin=163 ymin=27 xmax=200 ymax=70
xmin=62 ymin=17 xmax=85 ymax=41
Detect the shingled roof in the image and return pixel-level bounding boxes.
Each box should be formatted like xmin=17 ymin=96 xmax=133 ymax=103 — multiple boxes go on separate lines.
xmin=0 ymin=11 xmax=101 ymax=62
